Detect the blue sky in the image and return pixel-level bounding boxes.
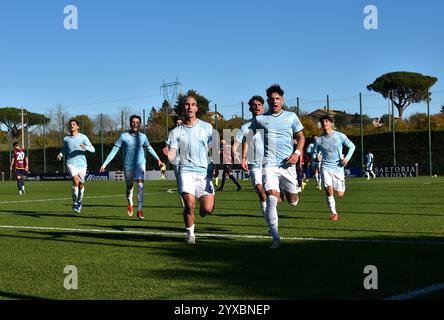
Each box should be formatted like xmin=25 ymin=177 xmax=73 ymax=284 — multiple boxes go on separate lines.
xmin=1 ymin=0 xmax=443 ymax=120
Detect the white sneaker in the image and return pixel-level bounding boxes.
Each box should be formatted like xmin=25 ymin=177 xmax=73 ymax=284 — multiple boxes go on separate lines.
xmin=186 ymin=235 xmax=196 ymax=244
xmin=18 ymin=190 xmax=23 ymax=195
xmin=270 ymin=239 xmax=281 ymax=249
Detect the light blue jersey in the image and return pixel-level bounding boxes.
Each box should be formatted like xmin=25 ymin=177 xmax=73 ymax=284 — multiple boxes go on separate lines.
xmin=59 ymin=133 xmax=95 ymax=169
xmin=249 ymin=110 xmax=304 ymax=168
xmin=235 ymin=120 xmax=264 ymax=169
xmin=166 ymin=130 xmax=181 ymax=166
xmin=103 ymin=131 xmax=160 ymax=171
xmin=314 ymin=131 xmax=356 ymax=173
xmin=168 ymin=119 xmax=213 ymax=176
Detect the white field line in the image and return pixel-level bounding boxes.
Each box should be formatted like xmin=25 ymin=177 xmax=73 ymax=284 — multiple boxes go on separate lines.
xmin=386 ymin=282 xmax=444 ymax=300
xmin=0 ymin=192 xmax=163 ymax=204
xmin=1 ymin=225 xmax=444 ymax=246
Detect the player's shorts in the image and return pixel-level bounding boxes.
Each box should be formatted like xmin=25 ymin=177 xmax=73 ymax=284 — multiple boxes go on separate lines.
xmin=124 ymin=167 xmax=146 ymax=184
xmin=15 ymin=169 xmax=26 ymax=178
xmin=67 ymin=164 xmax=87 ymax=183
xmin=366 ymin=164 xmax=373 ymax=171
xmin=321 ymin=169 xmax=345 ymax=192
xmin=179 ymin=172 xmax=215 ymax=199
xmin=222 ymin=164 xmax=233 ymax=175
xmin=249 ymin=167 xmax=264 ymax=187
xmin=263 ymin=165 xmax=298 ymax=194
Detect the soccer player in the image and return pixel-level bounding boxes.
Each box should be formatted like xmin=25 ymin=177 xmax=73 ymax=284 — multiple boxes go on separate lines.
xmin=166 ymin=95 xmax=215 ymax=244
xmin=10 ymin=142 xmax=28 ymax=195
xmin=364 ymin=151 xmax=376 ymax=180
xmin=217 ymin=139 xmax=242 ymax=192
xmin=234 ymin=95 xmax=266 ymax=219
xmin=314 ymin=114 xmax=356 ymax=221
xmin=100 ymin=115 xmax=163 ymax=220
xmin=241 ymin=85 xmax=305 ymax=249
xmin=306 ymin=135 xmax=322 ymax=190
xmin=57 ymin=119 xmax=95 ymax=212
xmin=160 ymin=163 xmax=167 ymax=180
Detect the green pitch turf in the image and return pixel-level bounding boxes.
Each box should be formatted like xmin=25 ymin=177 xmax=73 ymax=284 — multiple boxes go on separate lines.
xmin=0 ymin=177 xmax=443 ymax=300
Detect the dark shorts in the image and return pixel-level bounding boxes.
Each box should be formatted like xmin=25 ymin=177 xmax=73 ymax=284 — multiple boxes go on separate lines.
xmin=222 ymin=165 xmax=233 ymax=175
xmin=15 ymin=169 xmax=26 ymax=178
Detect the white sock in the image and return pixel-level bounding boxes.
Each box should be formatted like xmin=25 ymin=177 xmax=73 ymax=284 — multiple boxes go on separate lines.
xmin=186 ymin=224 xmax=195 ymax=237
xmin=72 ymin=186 xmax=78 ymax=204
xmin=78 ymin=187 xmax=85 ymax=203
xmin=327 ymin=196 xmax=337 ymax=215
xmin=137 ymin=182 xmax=144 ymax=211
xmin=266 ymin=195 xmax=279 ymax=240
xmin=126 ymin=186 xmax=134 ymax=206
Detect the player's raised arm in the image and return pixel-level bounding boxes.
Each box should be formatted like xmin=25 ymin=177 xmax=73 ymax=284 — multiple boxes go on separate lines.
xmin=100 ymin=135 xmax=122 ymax=172
xmin=81 ymin=136 xmax=95 ymax=153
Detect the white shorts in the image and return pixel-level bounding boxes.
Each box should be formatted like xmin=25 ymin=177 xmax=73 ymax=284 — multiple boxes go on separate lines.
xmin=124 ymin=167 xmax=145 ymax=185
xmin=67 ymin=164 xmax=87 ymax=183
xmin=366 ymin=164 xmax=373 ymax=171
xmin=263 ymin=165 xmax=298 ymax=194
xmin=249 ymin=167 xmax=264 ymax=187
xmin=321 ymin=169 xmax=345 ymax=192
xmin=179 ymin=172 xmax=215 ymax=199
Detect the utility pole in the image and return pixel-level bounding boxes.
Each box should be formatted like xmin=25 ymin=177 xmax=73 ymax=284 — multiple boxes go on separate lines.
xmin=427 ymin=91 xmax=432 ymax=176
xmin=360 ymin=93 xmax=364 ymax=168
xmin=21 ymin=107 xmax=25 ymax=147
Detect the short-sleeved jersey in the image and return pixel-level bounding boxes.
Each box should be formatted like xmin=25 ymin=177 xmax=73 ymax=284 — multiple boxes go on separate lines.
xmin=235 ymin=120 xmax=264 ymax=169
xmin=113 ymin=132 xmax=150 ymax=171
xmin=314 ymin=131 xmax=355 ymax=173
xmin=60 ymin=133 xmax=95 ymax=169
xmin=13 ymin=148 xmax=26 ymax=169
xmin=165 ymin=130 xmax=181 ymax=166
xmin=168 ymin=119 xmax=213 ymax=176
xmin=249 ymin=110 xmax=304 ymax=168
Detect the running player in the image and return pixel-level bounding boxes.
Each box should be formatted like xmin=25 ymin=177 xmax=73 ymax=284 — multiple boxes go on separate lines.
xmin=100 ymin=115 xmax=163 ymax=220
xmin=306 ymin=135 xmax=322 ymax=190
xmin=10 ymin=142 xmax=28 ymax=195
xmin=241 ymin=84 xmax=305 ymax=249
xmin=217 ymin=139 xmax=242 ymax=192
xmin=57 ymin=119 xmax=95 ymax=212
xmin=314 ymin=114 xmax=356 ymax=221
xmin=166 ymin=95 xmax=215 ymax=244
xmin=364 ymin=151 xmax=376 ymax=180
xmin=234 ymin=95 xmax=266 ymax=220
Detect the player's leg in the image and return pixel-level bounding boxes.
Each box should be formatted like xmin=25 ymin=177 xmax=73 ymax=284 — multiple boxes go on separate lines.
xmin=218 ymin=167 xmax=228 ymax=191
xmin=16 ymin=171 xmax=22 ymax=194
xmin=251 ymin=168 xmax=267 ymax=217
xmin=76 ymin=168 xmax=87 ymax=212
xmin=228 ymin=167 xmax=241 ymax=191
xmin=135 ymin=167 xmax=146 ymax=220
xmin=321 ymin=170 xmax=339 ymax=221
xmin=179 ymin=172 xmax=197 ymax=244
xmin=279 ymin=165 xmax=299 ymax=207
xmin=263 ymin=167 xmax=282 ymax=249
xmin=124 ymin=171 xmax=135 ymax=216
xmin=72 ymin=175 xmax=81 ymax=213
xmin=197 ymin=173 xmax=215 ymax=217
xmin=174 ymin=165 xmax=185 ymax=207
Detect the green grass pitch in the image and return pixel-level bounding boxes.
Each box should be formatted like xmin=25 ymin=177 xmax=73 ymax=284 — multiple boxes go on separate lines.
xmin=0 ymin=177 xmax=443 ymax=300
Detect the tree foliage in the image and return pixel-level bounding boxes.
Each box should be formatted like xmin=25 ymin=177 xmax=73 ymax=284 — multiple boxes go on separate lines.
xmin=0 ymin=107 xmax=50 ymax=138
xmin=367 ymin=71 xmax=438 ymax=118
xmin=173 ymin=90 xmax=210 ymax=119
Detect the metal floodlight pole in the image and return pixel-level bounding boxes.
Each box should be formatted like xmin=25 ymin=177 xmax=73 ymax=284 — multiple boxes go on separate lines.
xmin=43 ymin=115 xmax=47 ymax=173
xmin=427 ymin=91 xmax=432 ymax=176
xmin=21 ymin=107 xmax=25 ymax=147
xmin=100 ymin=113 xmax=104 ymax=164
xmin=215 ymin=104 xmax=218 ymax=132
xmin=241 ymin=102 xmax=245 ymax=125
xmin=391 ymin=91 xmax=396 ymax=166
xmin=326 ymin=95 xmax=330 ymax=113
xmin=360 ymin=92 xmax=364 ymax=168
xmin=62 ymin=115 xmax=65 ymax=173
